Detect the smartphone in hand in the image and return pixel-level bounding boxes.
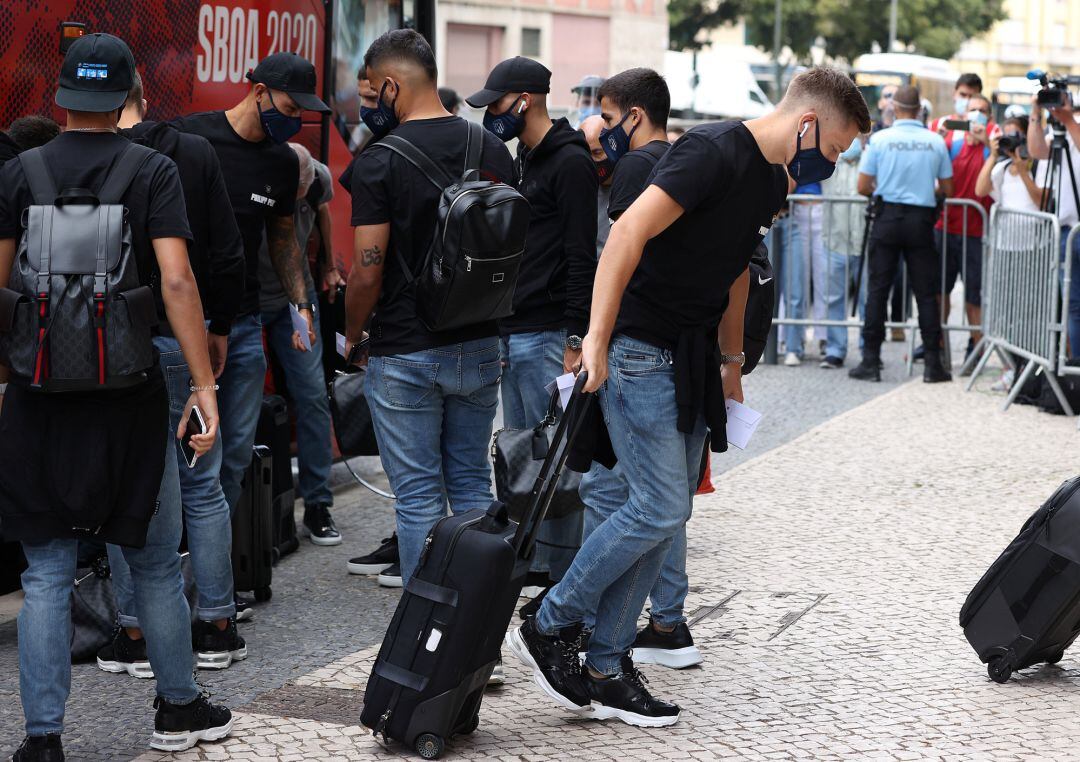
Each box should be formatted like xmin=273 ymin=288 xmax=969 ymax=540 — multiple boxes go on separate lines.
xmin=180 ymin=405 xmax=207 ymax=468
xmin=943 ymin=119 xmax=970 ymax=131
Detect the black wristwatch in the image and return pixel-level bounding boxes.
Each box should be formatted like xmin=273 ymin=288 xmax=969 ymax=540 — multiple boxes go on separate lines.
xmin=566 ymin=334 xmax=583 ymax=350
xmin=294 ymin=302 xmax=315 ymax=313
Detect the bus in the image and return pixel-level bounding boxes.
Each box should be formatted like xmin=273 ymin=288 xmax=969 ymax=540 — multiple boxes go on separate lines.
xmin=853 ymin=53 xmax=959 ymax=125
xmin=992 ymin=76 xmax=1039 ymax=125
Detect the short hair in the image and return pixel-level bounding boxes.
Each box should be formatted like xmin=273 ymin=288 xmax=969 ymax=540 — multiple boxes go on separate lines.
xmin=781 ymin=67 xmax=871 ymax=133
xmin=968 ymin=93 xmax=991 ymax=110
xmin=1004 ymin=115 xmax=1029 ymax=134
xmin=125 ymin=70 xmax=145 ymax=118
xmin=893 ymin=85 xmax=921 ymax=114
xmin=597 ymin=68 xmax=670 ymax=130
xmin=956 ymin=73 xmax=983 ymax=92
xmin=438 ymin=87 xmax=460 ymax=112
xmin=288 ymin=142 xmax=315 ymax=195
xmin=363 ymin=29 xmax=437 ymax=82
xmin=7 ymin=115 xmax=60 ymax=150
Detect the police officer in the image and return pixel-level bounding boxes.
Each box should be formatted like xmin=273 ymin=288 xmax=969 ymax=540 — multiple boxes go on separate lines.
xmin=850 ymin=85 xmax=955 ymax=383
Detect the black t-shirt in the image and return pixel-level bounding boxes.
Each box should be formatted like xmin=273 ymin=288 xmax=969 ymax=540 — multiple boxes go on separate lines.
xmin=607 ymin=140 xmax=669 ymax=221
xmin=349 ymin=116 xmax=514 ymax=356
xmin=615 ymin=122 xmax=788 ymax=348
xmin=171 ymin=111 xmax=298 ymax=316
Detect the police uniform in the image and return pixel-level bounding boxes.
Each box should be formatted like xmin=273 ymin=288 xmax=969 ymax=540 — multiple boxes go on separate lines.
xmin=857 ymin=118 xmax=953 ymax=362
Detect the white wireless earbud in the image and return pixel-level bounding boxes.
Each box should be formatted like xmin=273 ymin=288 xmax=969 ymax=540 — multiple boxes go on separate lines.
xmin=517 ymin=100 xmax=527 ymax=114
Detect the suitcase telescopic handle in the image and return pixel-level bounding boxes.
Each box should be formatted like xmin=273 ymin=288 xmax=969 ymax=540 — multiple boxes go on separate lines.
xmin=512 ymin=371 xmax=592 ymax=559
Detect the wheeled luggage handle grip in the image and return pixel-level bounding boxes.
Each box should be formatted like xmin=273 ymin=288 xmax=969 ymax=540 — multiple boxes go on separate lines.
xmin=512 ymin=372 xmax=591 ymax=558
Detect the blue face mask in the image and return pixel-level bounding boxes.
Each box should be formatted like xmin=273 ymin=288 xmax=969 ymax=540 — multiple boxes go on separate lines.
xmin=361 ymin=82 xmax=399 ymax=139
xmin=599 ymin=110 xmax=639 ymax=165
xmin=954 ymin=96 xmax=970 ymax=116
xmin=967 ymin=110 xmax=989 ymax=128
xmin=788 ymin=119 xmax=836 ymax=185
xmin=258 ymin=90 xmax=302 ymax=144
xmin=579 ymin=105 xmax=601 ymax=120
xmin=840 ymin=137 xmax=862 ymax=162
xmin=483 ymin=96 xmax=526 ymax=142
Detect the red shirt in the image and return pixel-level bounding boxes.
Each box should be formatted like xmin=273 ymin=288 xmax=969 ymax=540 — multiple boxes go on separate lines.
xmin=936 ymin=132 xmax=994 ymax=237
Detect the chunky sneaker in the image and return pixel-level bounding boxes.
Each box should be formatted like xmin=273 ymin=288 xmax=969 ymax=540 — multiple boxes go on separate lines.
xmin=584 ymin=655 xmax=681 ymax=727
xmin=506 ymin=617 xmax=590 ymax=711
xmin=193 ymin=619 xmax=248 ymax=670
xmin=234 ymin=595 xmax=254 ymax=623
xmin=487 ymin=657 xmax=505 ymax=686
xmin=12 ymin=734 xmax=64 ymax=762
xmin=377 ymin=563 xmax=403 ymax=588
xmin=578 ymin=628 xmax=592 ymax=661
xmin=848 ymin=357 xmax=882 ymax=382
xmin=820 ymin=356 xmax=843 ymax=369
xmin=347 ymin=534 xmax=398 ymax=575
xmin=302 ymin=504 xmax=342 ymax=546
xmin=630 ymin=620 xmax=703 ymax=669
xmin=783 ymin=351 xmax=801 ymax=367
xmin=97 ymin=628 xmax=154 ymax=679
xmin=150 ymin=693 xmax=233 ymax=752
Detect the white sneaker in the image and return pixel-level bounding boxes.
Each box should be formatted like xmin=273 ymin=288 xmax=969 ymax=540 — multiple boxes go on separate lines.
xmin=487 ymin=658 xmax=505 ymax=686
xmin=784 ymin=352 xmax=801 ymax=367
xmin=991 ymin=368 xmax=1016 ymax=392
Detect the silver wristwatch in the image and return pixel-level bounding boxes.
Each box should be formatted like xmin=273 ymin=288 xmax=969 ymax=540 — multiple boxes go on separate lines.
xmin=720 ymin=352 xmax=746 ymax=367
xmin=566 ymin=335 xmax=583 ymax=351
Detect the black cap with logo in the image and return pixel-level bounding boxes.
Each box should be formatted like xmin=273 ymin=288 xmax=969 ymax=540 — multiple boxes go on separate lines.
xmin=247 ymin=52 xmax=330 ymax=114
xmin=466 ymin=57 xmax=552 ymax=108
xmin=55 ymin=33 xmax=135 ymax=113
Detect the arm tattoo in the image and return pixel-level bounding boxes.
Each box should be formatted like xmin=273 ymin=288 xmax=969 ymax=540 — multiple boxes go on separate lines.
xmin=267 ymin=216 xmax=306 ymax=303
xmin=360 ymin=245 xmax=383 ymax=267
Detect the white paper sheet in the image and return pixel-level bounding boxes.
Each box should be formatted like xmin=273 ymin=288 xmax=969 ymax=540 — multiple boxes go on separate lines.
xmin=290 ymin=303 xmax=312 ymax=351
xmin=725 ymin=399 xmax=762 ymax=450
xmin=544 ymin=372 xmax=578 ymax=412
xmin=335 ymin=332 xmax=348 ymax=358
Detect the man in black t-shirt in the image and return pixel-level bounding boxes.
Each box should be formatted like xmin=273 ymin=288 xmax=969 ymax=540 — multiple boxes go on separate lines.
xmin=468 ymin=57 xmax=598 ymax=589
xmin=509 ymin=68 xmax=870 ymax=727
xmin=172 ymin=52 xmax=336 ymax=549
xmin=343 ymin=31 xmax=513 ymax=591
xmin=0 ymin=34 xmax=231 ymax=759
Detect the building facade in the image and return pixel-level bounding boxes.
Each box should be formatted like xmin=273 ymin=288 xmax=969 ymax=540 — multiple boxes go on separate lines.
xmin=954 ymin=0 xmax=1080 ymax=82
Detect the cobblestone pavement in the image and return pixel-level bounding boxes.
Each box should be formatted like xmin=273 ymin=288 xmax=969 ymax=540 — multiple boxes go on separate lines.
xmin=5 ymin=335 xmax=1066 ymax=761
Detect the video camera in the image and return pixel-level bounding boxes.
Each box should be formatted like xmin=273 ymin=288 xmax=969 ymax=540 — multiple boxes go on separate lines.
xmin=1028 ymin=69 xmax=1080 ymax=108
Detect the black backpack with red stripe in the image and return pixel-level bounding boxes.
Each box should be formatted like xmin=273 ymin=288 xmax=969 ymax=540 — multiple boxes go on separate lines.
xmin=0 ymin=143 xmax=159 ymax=392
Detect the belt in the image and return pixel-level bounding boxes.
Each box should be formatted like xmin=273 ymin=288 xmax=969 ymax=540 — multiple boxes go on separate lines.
xmin=881 ymin=200 xmax=936 ymax=211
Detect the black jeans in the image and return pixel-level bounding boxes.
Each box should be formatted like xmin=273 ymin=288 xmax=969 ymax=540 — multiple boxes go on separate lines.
xmin=861 ymin=203 xmax=942 ymax=356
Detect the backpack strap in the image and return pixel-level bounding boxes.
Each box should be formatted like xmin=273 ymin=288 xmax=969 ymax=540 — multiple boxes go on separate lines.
xmin=98 ymin=143 xmax=154 ymax=204
xmin=376 ymin=135 xmax=454 ymax=191
xmin=17 ymin=148 xmax=58 ymax=206
xmin=463 ymin=121 xmax=484 ymax=181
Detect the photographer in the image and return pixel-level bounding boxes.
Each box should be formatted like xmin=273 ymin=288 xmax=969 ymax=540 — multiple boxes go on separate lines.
xmin=975 ymin=132 xmax=1041 ymax=212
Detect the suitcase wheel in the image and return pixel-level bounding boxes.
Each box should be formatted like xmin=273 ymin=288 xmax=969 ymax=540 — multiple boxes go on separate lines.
xmin=1047 ymin=650 xmax=1066 ymax=666
xmin=415 ymin=733 xmax=444 ymax=760
xmin=254 ymin=586 xmax=272 ymax=603
xmin=987 ymin=656 xmax=1013 ymax=684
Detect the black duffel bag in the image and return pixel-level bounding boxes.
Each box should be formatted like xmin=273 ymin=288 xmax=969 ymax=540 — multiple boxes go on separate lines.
xmin=492 ymin=390 xmax=583 ymax=522
xmin=328 ymin=369 xmax=379 ymax=457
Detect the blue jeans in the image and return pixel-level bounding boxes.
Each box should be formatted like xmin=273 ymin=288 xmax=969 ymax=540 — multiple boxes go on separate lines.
xmin=1061 ymin=227 xmax=1080 ymax=358
xmin=365 ymin=339 xmax=501 ymax=584
xmin=19 ymin=436 xmax=197 ymax=735
xmin=500 ymin=330 xmax=583 ymax=582
xmin=262 ymin=302 xmax=333 ymax=507
xmin=580 ymin=463 xmax=689 ymax=627
xmin=217 ymin=315 xmax=268 ymax=513
xmin=108 ymin=336 xmax=235 ymax=624
xmin=819 ymin=249 xmax=864 ymax=361
xmin=781 ymin=204 xmax=823 ymax=356
xmin=536 ymin=336 xmax=707 ymax=674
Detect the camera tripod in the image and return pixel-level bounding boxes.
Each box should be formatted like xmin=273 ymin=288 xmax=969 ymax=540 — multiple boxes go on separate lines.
xmin=1039 ymin=115 xmax=1080 ymax=219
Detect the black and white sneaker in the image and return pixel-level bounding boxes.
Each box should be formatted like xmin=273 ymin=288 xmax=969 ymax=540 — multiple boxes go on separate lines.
xmin=820 ymin=356 xmax=844 ymax=369
xmin=347 ymin=534 xmax=398 ymax=575
xmin=234 ymin=595 xmax=254 ymax=623
xmin=97 ymin=628 xmax=154 ymax=679
xmin=193 ymin=619 xmax=248 ymax=670
xmin=377 ymin=563 xmax=403 ymax=588
xmin=302 ymin=504 xmax=342 ymax=546
xmin=631 ymin=620 xmax=703 ymax=669
xmin=585 ymin=655 xmax=681 ymax=727
xmin=150 ymin=693 xmax=233 ymax=752
xmin=487 ymin=657 xmax=505 ymax=686
xmin=505 ymin=617 xmax=590 ymax=712
xmin=12 ymin=734 xmax=64 ymax=762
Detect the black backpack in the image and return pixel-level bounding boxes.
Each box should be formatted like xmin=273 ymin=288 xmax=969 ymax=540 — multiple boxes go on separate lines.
xmin=0 ymin=143 xmax=159 ymax=392
xmin=743 ymin=242 xmax=774 ymax=375
xmin=376 ymin=121 xmax=530 ymax=332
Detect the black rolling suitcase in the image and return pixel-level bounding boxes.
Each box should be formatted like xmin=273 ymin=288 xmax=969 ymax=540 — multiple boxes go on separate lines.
xmin=232 ymin=445 xmax=274 ymax=602
xmin=256 ymin=395 xmax=299 ymax=563
xmin=961 ymin=476 xmax=1080 ymax=682
xmin=360 ymin=375 xmax=592 ymax=759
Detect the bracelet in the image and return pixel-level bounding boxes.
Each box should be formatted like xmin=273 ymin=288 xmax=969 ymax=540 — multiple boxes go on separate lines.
xmin=190 ymin=383 xmax=220 ymax=392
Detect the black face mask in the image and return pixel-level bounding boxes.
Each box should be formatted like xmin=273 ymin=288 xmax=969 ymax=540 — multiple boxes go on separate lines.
xmin=594 ymin=157 xmax=615 ymax=183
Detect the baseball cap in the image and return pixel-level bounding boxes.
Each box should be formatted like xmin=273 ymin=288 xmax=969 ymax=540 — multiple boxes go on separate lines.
xmin=572 ymin=75 xmax=605 ymax=94
xmin=466 ymin=57 xmax=551 ymax=108
xmin=55 ymin=33 xmax=135 ymax=113
xmin=247 ymin=52 xmax=330 ymax=114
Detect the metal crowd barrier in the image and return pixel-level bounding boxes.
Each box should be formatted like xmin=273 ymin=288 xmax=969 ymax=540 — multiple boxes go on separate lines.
xmin=963 ymin=206 xmax=1073 ymax=414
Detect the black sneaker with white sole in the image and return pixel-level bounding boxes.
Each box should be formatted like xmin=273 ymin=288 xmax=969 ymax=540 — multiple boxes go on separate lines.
xmin=630 ymin=620 xmax=703 ymax=669
xmin=303 ymin=504 xmax=342 ymax=546
xmin=12 ymin=734 xmax=64 ymax=762
xmin=347 ymin=534 xmax=398 ymax=575
xmin=377 ymin=562 xmax=403 ymax=588
xmin=193 ymin=619 xmax=248 ymax=670
xmin=505 ymin=617 xmax=590 ymax=711
xmin=234 ymin=595 xmax=254 ymax=623
xmin=150 ymin=693 xmax=233 ymax=752
xmin=584 ymin=655 xmax=681 ymax=727
xmin=97 ymin=628 xmax=154 ymax=679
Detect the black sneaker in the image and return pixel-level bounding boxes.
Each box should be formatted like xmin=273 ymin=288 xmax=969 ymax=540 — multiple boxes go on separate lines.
xmin=584 ymin=655 xmax=681 ymax=727
xmin=347 ymin=533 xmax=398 ymax=575
xmin=848 ymin=357 xmax=882 ymax=382
xmin=234 ymin=595 xmax=254 ymax=623
xmin=193 ymin=619 xmax=248 ymax=670
xmin=518 ymin=585 xmax=551 ymax=620
xmin=377 ymin=563 xmax=403 ymax=588
xmin=302 ymin=504 xmax=342 ymax=546
xmin=913 ymin=343 xmax=926 ymax=362
xmin=505 ymin=617 xmax=590 ymax=711
xmin=97 ymin=628 xmax=154 ymax=679
xmin=819 ymin=356 xmax=843 ymax=369
xmin=578 ymin=628 xmax=592 ymax=660
xmin=12 ymin=734 xmax=64 ymax=762
xmin=630 ymin=620 xmax=702 ymax=669
xmin=150 ymin=693 xmax=233 ymax=752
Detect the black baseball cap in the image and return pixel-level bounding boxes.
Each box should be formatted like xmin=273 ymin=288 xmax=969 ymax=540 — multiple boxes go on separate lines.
xmin=466 ymin=57 xmax=551 ymax=108
xmin=55 ymin=33 xmax=135 ymax=113
xmin=247 ymin=52 xmax=330 ymax=114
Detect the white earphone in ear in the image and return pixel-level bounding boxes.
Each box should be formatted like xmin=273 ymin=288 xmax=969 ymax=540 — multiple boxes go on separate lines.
xmin=799 ymin=120 xmax=812 ymax=138
xmin=517 ymin=99 xmax=527 ymax=114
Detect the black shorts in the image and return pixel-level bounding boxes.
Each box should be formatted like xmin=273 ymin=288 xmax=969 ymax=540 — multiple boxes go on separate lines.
xmin=935 ymin=229 xmax=984 ymax=307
